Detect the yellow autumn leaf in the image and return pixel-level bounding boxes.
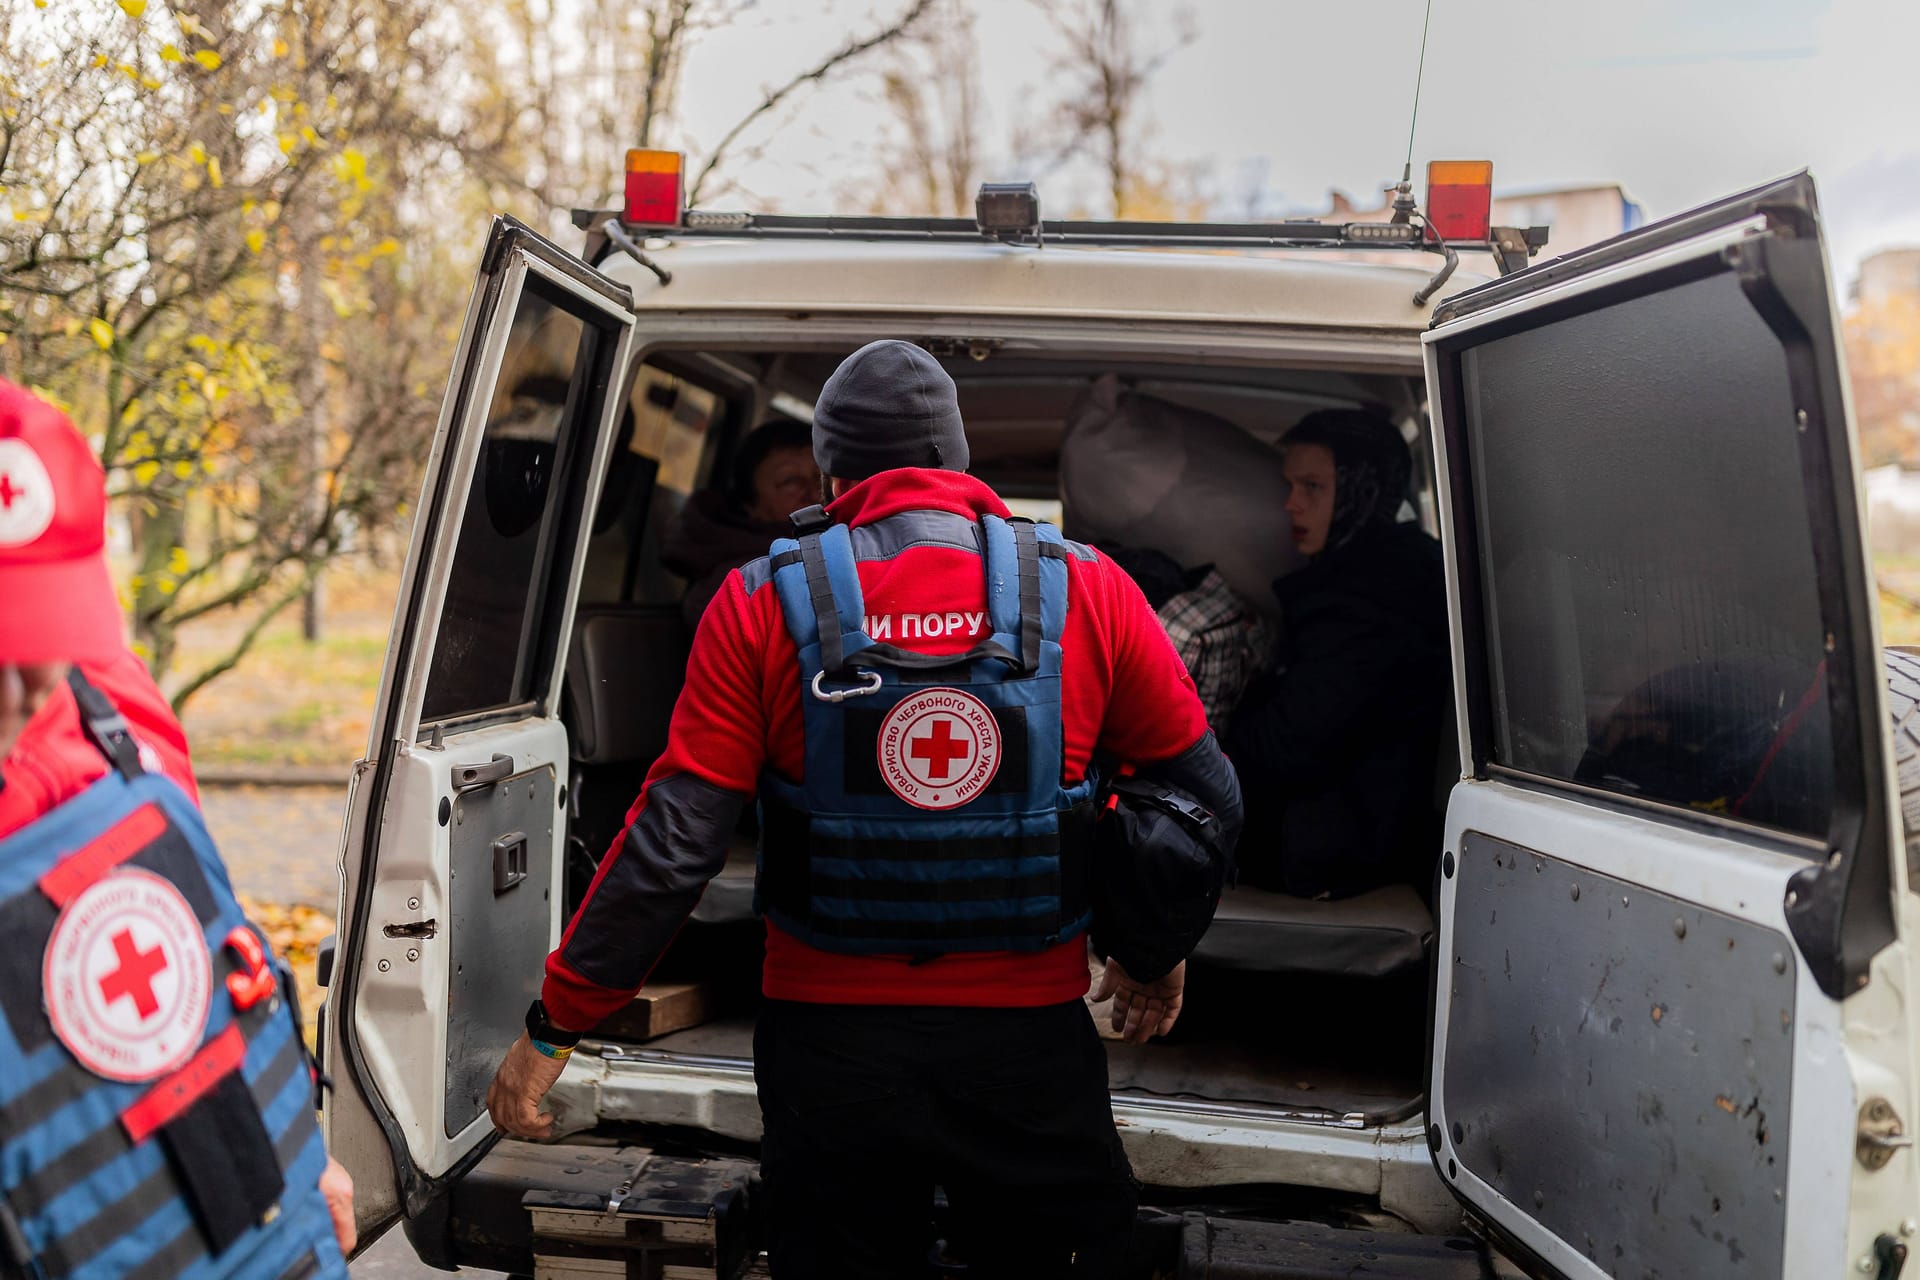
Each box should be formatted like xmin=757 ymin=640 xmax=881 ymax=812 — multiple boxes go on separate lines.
xmin=93 ymin=54 xmax=109 ymax=68
xmin=167 ymin=545 xmax=190 ymax=574
xmin=157 ymin=579 xmax=177 ymax=596
xmin=370 ymin=237 xmax=401 ymax=257
xmin=272 ymin=38 xmax=289 ymax=57
xmin=87 ymin=318 xmax=114 ymax=350
xmin=120 ymin=399 xmax=143 ymax=426
xmin=160 ymin=44 xmax=183 ymax=62
xmin=0 ymin=333 xmax=9 ymax=347
xmin=134 ymin=150 xmax=159 ymax=165
xmin=278 ymin=134 xmax=296 ymax=155
xmin=171 ymin=461 xmax=196 ymax=480
xmin=116 ymin=0 xmax=146 ymax=18
xmin=206 ymin=156 xmax=222 ymax=188
xmin=188 ymin=141 xmax=206 ymax=164
xmin=193 ymin=50 xmax=221 ymax=70
xmin=132 ymin=461 xmax=160 ymax=486
xmin=299 ymin=125 xmax=318 ymax=147
xmin=216 ymin=103 xmax=232 ymax=115
xmin=61 ymin=317 xmax=82 ymax=337
xmin=139 ymin=74 xmax=162 ymax=90
xmin=262 ymin=200 xmax=281 ymax=221
xmin=175 ymin=13 xmax=211 ymax=38
xmin=245 ymin=228 xmax=265 ymax=255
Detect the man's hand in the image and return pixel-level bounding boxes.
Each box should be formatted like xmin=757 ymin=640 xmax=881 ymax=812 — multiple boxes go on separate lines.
xmin=486 ymin=1033 xmax=571 ymax=1139
xmin=319 ymin=1156 xmax=356 ymax=1256
xmin=1092 ymin=959 xmax=1185 ymax=1044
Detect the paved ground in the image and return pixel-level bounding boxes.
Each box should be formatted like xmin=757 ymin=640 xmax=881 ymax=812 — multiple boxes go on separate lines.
xmin=199 ymin=784 xmax=349 ymax=910
xmin=353 ymin=1223 xmax=506 ymax=1279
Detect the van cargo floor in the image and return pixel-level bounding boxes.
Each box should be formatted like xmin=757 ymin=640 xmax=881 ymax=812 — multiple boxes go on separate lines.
xmin=614 ymin=1015 xmax=1420 ymax=1125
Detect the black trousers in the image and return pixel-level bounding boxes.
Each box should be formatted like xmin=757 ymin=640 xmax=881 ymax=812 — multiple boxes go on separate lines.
xmin=754 ymin=999 xmax=1138 ymax=1279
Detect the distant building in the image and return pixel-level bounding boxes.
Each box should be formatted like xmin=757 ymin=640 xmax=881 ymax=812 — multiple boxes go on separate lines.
xmin=1856 ymin=249 xmax=1920 ymax=307
xmin=1320 ymin=181 xmax=1646 ymax=260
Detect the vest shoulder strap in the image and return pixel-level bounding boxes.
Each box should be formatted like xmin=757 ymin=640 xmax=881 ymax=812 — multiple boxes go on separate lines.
xmin=769 ymin=510 xmax=1072 ymax=677
xmin=66 ymin=668 xmax=144 ymax=780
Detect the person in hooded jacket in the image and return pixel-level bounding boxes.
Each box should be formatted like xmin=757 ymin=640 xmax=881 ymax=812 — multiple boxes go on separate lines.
xmin=660 ymin=418 xmax=818 ymax=629
xmin=1225 ymin=409 xmax=1451 ymax=900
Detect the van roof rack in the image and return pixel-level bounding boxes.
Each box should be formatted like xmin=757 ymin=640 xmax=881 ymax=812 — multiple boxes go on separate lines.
xmin=576 ymin=162 xmax=1548 ymax=298
xmin=572 ymin=205 xmax=1545 ymax=263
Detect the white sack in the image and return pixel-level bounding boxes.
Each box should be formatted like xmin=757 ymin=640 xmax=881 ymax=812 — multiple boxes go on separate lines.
xmin=1060 ymin=374 xmax=1302 ymax=614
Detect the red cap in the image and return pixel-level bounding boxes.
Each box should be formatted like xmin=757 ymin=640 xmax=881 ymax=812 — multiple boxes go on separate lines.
xmin=0 ymin=380 xmax=125 ymax=664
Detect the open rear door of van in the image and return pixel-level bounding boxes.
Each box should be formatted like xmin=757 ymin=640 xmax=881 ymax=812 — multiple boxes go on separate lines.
xmin=322 ymin=217 xmax=638 ymax=1246
xmin=1422 ymin=173 xmax=1916 ymax=1278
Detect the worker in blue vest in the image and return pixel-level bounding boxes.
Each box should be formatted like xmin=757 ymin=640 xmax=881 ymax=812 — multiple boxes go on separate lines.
xmin=494 ymin=343 xmax=1241 ymax=1276
xmin=0 ymin=380 xmax=354 ymax=1279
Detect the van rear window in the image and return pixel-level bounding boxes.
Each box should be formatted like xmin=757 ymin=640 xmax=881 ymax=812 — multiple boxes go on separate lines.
xmin=1459 ymin=270 xmax=1834 ymax=842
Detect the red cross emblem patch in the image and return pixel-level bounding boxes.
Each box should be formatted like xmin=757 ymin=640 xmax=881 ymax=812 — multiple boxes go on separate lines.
xmin=0 ymin=438 xmax=56 ymax=547
xmin=42 ymin=869 xmax=212 ymax=1082
xmin=876 ymin=687 xmax=1003 ymax=811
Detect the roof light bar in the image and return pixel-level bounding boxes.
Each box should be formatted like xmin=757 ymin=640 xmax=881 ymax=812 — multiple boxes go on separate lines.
xmin=1425 ymin=159 xmax=1494 ymax=243
xmin=624 ymin=149 xmax=684 ymax=228
xmin=976 ymin=182 xmax=1042 ymax=243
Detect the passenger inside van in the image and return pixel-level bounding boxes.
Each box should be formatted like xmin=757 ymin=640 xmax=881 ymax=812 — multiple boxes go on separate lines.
xmin=1225 ymin=409 xmax=1451 ymax=899
xmin=660 ymin=417 xmax=817 ymax=628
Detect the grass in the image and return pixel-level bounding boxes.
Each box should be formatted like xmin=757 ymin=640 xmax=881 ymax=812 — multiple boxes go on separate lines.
xmin=169 ymin=562 xmax=398 ymax=769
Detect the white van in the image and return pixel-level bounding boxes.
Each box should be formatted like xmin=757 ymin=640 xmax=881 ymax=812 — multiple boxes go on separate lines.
xmin=322 ymin=165 xmax=1920 ymax=1278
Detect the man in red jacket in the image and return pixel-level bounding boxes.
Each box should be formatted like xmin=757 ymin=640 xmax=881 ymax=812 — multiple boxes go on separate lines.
xmin=0 ymin=380 xmax=356 ymax=1257
xmin=488 ymin=342 xmax=1240 ymax=1277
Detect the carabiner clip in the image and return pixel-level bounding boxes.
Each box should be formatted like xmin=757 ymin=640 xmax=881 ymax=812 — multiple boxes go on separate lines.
xmin=810 ymin=669 xmax=883 ymax=703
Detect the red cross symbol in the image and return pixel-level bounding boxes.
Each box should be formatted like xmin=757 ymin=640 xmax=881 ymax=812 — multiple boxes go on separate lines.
xmin=98 ymin=929 xmax=169 ymax=1021
xmin=909 ymin=718 xmax=973 ymax=782
xmin=0 ymin=472 xmax=21 ymax=510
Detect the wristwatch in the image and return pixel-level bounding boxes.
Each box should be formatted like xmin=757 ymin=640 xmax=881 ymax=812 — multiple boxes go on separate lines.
xmin=524 ymin=999 xmax=584 ymax=1049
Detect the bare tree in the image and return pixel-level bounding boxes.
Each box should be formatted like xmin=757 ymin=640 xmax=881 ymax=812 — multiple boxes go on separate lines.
xmin=866 ymin=0 xmax=984 ymax=215
xmin=685 ymin=0 xmax=938 ymax=205
xmin=1028 ymin=0 xmax=1195 ymax=218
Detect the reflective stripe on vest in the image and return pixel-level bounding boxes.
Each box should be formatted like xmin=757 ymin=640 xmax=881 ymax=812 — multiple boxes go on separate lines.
xmin=757 ymin=510 xmax=1097 ymax=956
xmin=0 ymin=679 xmax=344 ymax=1280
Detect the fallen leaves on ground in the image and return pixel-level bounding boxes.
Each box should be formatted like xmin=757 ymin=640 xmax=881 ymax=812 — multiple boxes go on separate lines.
xmin=239 ymin=892 xmax=335 ymax=1050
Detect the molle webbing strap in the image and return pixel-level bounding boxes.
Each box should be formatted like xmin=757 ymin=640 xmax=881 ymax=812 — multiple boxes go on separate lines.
xmin=1013 ymin=520 xmax=1042 ymax=674
xmin=757 ymin=795 xmax=1098 ymax=939
xmin=797 ymin=531 xmax=848 ymax=676
xmin=66 ymin=669 xmax=144 ymax=780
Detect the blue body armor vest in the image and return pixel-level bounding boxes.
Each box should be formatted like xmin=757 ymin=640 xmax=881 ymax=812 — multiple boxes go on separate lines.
xmin=756 ymin=508 xmax=1099 ymax=956
xmin=0 ymin=674 xmax=344 ymax=1280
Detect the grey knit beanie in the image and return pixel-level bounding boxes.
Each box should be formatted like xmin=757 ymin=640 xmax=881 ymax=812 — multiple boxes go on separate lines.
xmin=812 ymin=340 xmax=969 ymax=480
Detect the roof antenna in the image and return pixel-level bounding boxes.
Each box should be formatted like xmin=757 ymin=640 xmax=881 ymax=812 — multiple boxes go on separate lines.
xmin=1391 ymin=0 xmax=1437 ymax=225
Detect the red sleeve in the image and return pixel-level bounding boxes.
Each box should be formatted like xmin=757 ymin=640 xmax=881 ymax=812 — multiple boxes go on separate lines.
xmin=1077 ymin=549 xmax=1211 ymax=766
xmin=540 ymin=569 xmax=772 ymax=1030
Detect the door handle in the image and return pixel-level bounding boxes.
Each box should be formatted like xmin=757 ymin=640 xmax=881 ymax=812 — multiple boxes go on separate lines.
xmin=454 ymin=752 xmax=515 ymax=791
xmin=493 ymin=831 xmax=529 ymax=895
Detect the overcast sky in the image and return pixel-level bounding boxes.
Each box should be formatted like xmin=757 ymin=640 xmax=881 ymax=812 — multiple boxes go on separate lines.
xmin=672 ymin=0 xmax=1920 ymax=290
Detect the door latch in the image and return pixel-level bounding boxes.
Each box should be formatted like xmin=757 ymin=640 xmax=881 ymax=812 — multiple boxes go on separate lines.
xmin=1858 ymin=1097 xmax=1913 ymax=1171
xmin=494 ymin=831 xmax=529 ymax=895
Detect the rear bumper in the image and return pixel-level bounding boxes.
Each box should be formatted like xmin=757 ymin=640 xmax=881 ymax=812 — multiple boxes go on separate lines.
xmin=543 ymin=1044 xmax=1460 ymax=1234
xmin=416 ymin=1137 xmax=1483 ymax=1279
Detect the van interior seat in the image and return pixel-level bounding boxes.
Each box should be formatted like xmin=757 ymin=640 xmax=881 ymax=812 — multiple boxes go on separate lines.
xmin=564 ymin=606 xmax=690 ymax=851
xmin=1189 ymin=883 xmax=1435 ymax=979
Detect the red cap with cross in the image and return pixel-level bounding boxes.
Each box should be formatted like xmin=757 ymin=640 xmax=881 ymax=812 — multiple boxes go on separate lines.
xmin=0 ymin=379 xmax=124 ymax=664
